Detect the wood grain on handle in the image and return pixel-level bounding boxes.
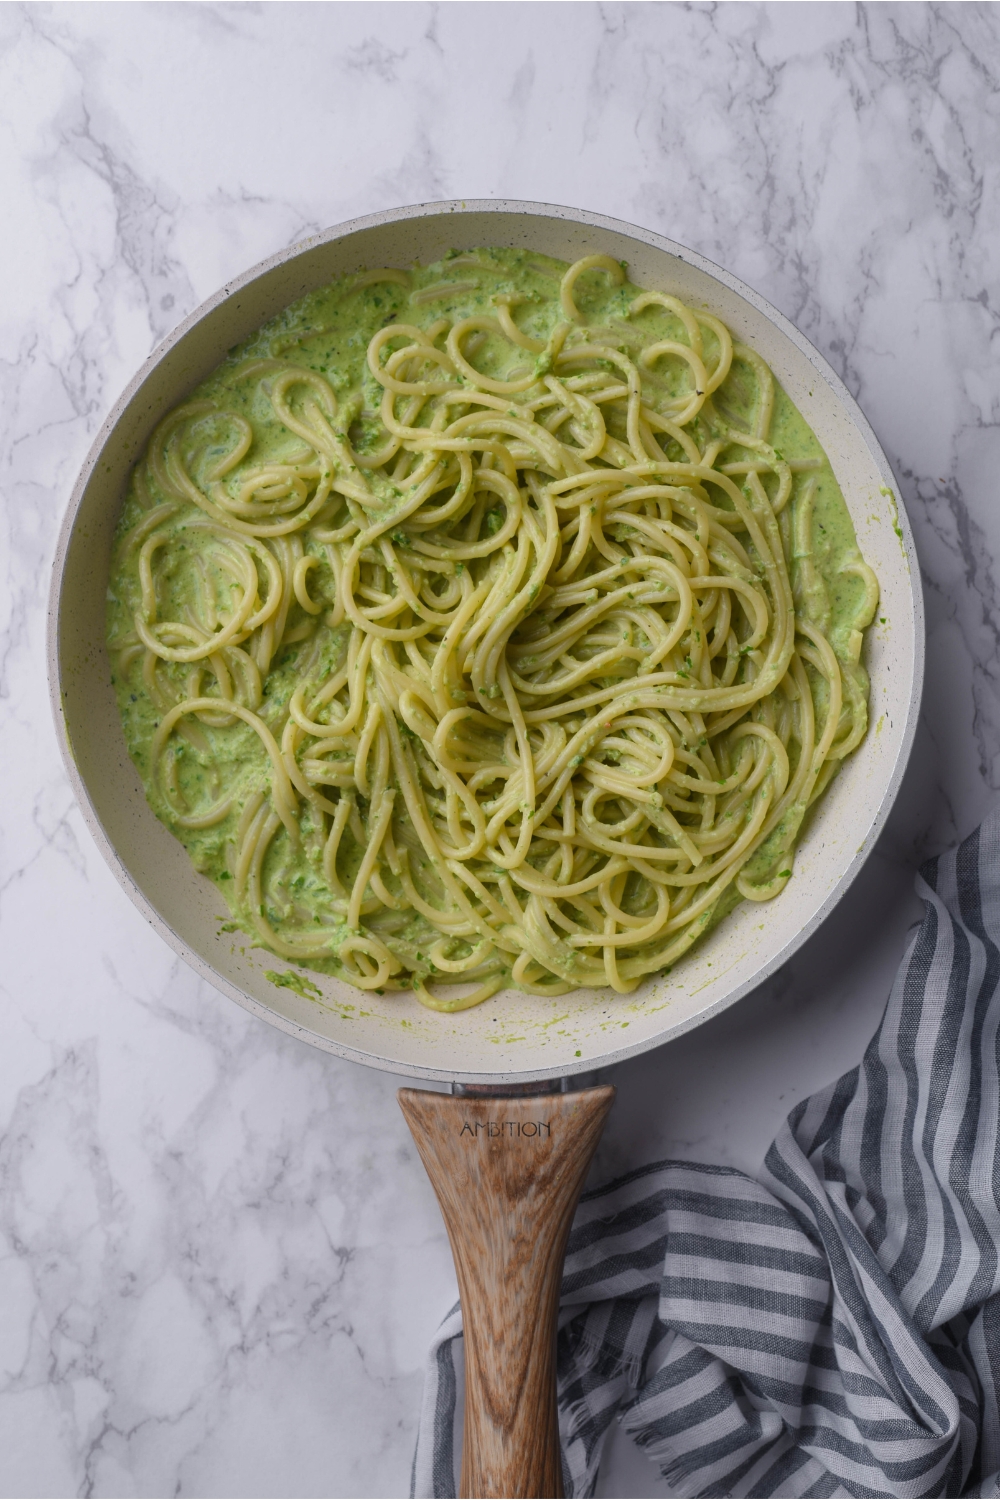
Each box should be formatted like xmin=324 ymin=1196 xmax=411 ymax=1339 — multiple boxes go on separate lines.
xmin=398 ymin=1086 xmax=615 ymax=1499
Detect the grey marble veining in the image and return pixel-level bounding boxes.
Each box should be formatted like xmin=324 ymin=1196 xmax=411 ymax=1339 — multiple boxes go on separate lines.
xmin=1 ymin=3 xmax=998 ymax=1495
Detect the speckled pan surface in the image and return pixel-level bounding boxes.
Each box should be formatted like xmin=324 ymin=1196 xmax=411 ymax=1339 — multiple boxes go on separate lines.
xmin=49 ymin=200 xmax=924 ymax=1084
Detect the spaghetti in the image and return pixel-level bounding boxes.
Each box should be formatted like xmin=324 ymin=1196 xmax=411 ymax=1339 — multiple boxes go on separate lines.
xmin=107 ymin=248 xmax=879 ymax=1011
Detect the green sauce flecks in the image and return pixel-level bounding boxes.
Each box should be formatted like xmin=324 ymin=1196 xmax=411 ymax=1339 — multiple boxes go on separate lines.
xmin=264 ymin=969 xmax=323 ymax=1001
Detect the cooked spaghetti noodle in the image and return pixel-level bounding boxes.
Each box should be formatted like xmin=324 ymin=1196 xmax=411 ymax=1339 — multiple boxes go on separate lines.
xmin=107 ymin=248 xmax=879 ymax=1011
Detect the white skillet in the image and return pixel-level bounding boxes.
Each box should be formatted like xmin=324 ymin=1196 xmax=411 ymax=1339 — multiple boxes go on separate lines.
xmin=48 ymin=200 xmax=923 ymax=1088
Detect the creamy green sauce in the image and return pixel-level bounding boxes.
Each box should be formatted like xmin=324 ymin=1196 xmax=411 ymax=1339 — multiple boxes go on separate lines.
xmin=264 ymin=968 xmax=323 ymax=1000
xmin=107 ymin=247 xmax=872 ymax=988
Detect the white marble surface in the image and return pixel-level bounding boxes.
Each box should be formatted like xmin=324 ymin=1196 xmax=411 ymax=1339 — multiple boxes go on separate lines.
xmin=2 ymin=2 xmax=999 ymax=1494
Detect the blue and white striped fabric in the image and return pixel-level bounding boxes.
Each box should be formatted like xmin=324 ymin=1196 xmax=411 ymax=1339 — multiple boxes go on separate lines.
xmin=413 ymin=811 xmax=1000 ymax=1498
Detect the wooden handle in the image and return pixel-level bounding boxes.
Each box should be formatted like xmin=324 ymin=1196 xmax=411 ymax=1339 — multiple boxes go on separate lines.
xmin=399 ymin=1085 xmax=615 ymax=1499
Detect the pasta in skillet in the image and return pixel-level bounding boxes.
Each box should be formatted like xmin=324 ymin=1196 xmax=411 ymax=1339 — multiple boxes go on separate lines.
xmin=107 ymin=248 xmax=879 ymax=1010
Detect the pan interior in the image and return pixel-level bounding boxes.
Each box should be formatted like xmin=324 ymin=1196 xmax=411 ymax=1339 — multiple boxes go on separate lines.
xmin=51 ymin=203 xmax=922 ymax=1083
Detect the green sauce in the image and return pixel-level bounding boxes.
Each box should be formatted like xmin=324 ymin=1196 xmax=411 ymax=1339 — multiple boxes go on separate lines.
xmin=107 ymin=248 xmax=876 ymax=994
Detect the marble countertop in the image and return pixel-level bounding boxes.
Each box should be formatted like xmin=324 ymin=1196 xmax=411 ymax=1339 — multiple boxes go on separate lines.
xmin=2 ymin=3 xmax=999 ymax=1494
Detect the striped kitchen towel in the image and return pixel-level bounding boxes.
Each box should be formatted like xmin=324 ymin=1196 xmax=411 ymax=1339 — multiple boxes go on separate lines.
xmin=412 ymin=810 xmax=1000 ymax=1499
